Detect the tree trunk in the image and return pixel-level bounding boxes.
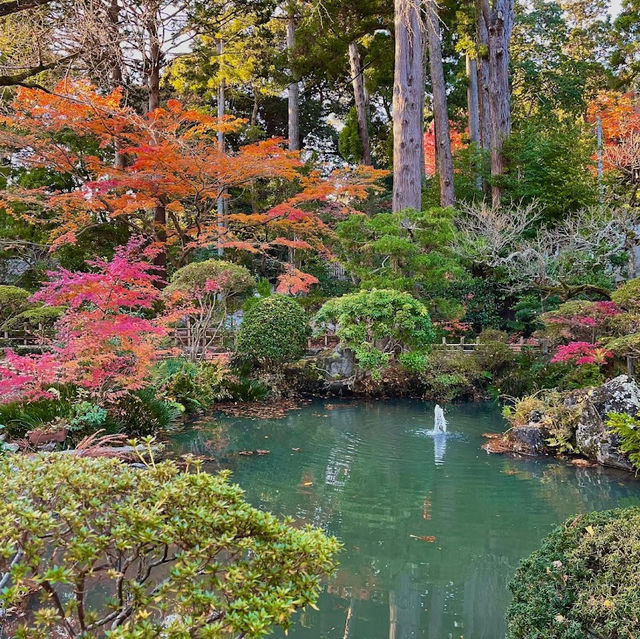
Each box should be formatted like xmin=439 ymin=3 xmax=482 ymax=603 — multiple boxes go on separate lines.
xmin=425 ymin=1 xmax=455 ymax=207
xmin=108 ymin=0 xmax=125 ymax=170
xmin=147 ymin=4 xmax=165 ymax=274
xmin=348 ymin=41 xmax=371 ymax=165
xmin=154 ymin=199 xmax=167 ymax=282
xmin=419 ymin=37 xmax=427 ymax=181
xmin=466 ymin=54 xmax=482 ymax=191
xmin=466 ymin=54 xmax=480 ymax=145
xmin=287 ymin=15 xmax=300 ymax=151
xmin=392 ymin=0 xmax=423 ymax=213
xmin=217 ymin=38 xmax=225 ymax=256
xmin=482 ymin=0 xmax=514 ymax=207
xmin=146 ymin=7 xmax=161 ymax=112
xmin=251 ymin=91 xmax=259 ymax=127
xmin=475 ymin=3 xmax=491 ymax=152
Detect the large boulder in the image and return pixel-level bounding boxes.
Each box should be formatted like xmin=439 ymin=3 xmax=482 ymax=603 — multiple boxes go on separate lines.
xmin=322 ymin=347 xmax=356 ymax=381
xmin=574 ymin=375 xmax=639 ymax=471
xmin=508 ymin=425 xmax=552 ymax=456
xmin=287 ymin=347 xmax=357 ymax=395
xmin=490 ymin=375 xmax=640 ymax=471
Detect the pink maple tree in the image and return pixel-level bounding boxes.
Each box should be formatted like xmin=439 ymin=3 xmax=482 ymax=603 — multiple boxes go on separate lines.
xmin=551 ymin=341 xmax=613 ymax=366
xmin=0 ymin=238 xmax=170 ymax=404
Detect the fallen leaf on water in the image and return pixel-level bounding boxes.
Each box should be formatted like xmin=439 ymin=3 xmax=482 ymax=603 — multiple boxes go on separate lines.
xmin=570 ymin=458 xmax=595 ymax=468
xmin=302 ymin=481 xmax=313 ymax=486
xmin=292 ymin=447 xmax=302 ymax=452
xmin=255 ymin=449 xmax=270 ymax=455
xmin=410 ymin=534 xmax=436 ymax=543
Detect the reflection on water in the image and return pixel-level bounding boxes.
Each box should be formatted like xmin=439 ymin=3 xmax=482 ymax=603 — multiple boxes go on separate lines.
xmin=170 ymin=400 xmax=640 ymax=639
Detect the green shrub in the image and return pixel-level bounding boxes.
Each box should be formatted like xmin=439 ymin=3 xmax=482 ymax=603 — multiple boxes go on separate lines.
xmin=165 ymin=258 xmax=255 ymax=300
xmin=611 ymin=277 xmax=640 ymax=311
xmin=68 ymin=401 xmax=108 ymax=433
xmin=236 ymin=295 xmax=310 ymax=367
xmin=0 ymin=285 xmax=31 ymax=322
xmin=224 ymin=375 xmax=270 ymax=401
xmin=0 ymin=454 xmax=340 ymax=638
xmin=507 ymin=507 xmax=640 ymax=638
xmin=153 ymin=357 xmax=229 ymax=412
xmin=106 ymin=388 xmax=184 ymax=435
xmin=0 ymin=395 xmax=73 ymax=439
xmin=1 ymin=304 xmax=64 ymax=331
xmin=474 ymin=329 xmax=516 ymax=374
xmin=607 ymin=412 xmax=640 ymax=470
xmin=418 ymin=350 xmax=487 ymax=402
xmin=557 ymin=362 xmax=604 ymax=390
xmin=315 ymin=289 xmax=435 ymax=379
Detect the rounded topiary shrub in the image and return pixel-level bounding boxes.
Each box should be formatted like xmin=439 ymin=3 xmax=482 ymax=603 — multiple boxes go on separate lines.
xmin=507 ymin=507 xmax=640 ymax=638
xmin=236 ymin=295 xmax=310 ymax=366
xmin=165 ymin=259 xmax=254 ymax=302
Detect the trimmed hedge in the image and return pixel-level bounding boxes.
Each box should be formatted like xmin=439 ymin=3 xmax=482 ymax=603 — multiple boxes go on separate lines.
xmin=236 ymin=295 xmax=310 ymax=366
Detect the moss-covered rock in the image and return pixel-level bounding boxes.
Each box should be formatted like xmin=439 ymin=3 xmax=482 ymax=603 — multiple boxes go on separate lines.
xmin=496 ymin=376 xmax=640 ymax=471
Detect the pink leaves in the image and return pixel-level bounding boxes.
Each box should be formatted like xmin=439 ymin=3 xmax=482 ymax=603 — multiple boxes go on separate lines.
xmin=551 ymin=342 xmax=613 ymax=366
xmin=204 ymin=279 xmax=221 ymax=293
xmin=0 ymin=351 xmax=61 ymax=403
xmin=34 ymin=237 xmax=163 ymax=311
xmin=1 ymin=239 xmax=168 ymax=403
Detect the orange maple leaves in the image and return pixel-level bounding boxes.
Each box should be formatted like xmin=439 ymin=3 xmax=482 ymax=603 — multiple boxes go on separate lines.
xmin=587 ymin=91 xmax=640 ymax=178
xmin=587 ymin=91 xmax=640 ymax=142
xmin=423 ymin=123 xmax=467 ymax=177
xmin=0 ymin=80 xmax=385 ymax=293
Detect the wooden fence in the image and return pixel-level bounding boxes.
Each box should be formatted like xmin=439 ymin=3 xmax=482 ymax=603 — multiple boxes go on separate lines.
xmin=0 ymin=330 xmax=547 ymax=354
xmin=432 ymin=336 xmax=548 ymax=354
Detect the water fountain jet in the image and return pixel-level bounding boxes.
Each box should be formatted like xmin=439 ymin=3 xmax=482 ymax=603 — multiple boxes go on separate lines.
xmin=434 ymin=404 xmax=447 ymax=433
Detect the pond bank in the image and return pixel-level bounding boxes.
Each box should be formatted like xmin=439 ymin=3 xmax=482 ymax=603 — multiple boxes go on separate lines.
xmin=486 ymin=375 xmax=640 ymax=473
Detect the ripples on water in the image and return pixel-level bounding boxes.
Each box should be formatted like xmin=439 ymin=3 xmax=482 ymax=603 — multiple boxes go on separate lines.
xmin=171 ymin=400 xmax=640 ymax=639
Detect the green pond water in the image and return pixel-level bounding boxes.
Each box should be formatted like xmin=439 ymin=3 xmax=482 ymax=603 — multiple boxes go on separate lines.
xmin=171 ymin=400 xmax=640 ymax=639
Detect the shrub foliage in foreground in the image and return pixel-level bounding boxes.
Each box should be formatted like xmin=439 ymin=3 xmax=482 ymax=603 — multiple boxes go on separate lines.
xmin=0 ymin=454 xmax=339 ymax=639
xmin=507 ymin=507 xmax=640 ymax=638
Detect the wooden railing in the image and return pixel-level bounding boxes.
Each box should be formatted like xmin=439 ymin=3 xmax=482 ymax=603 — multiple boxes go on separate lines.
xmin=0 ymin=328 xmax=47 ymax=351
xmin=432 ymin=336 xmax=547 ymax=354
xmin=1 ymin=328 xmax=547 ymax=358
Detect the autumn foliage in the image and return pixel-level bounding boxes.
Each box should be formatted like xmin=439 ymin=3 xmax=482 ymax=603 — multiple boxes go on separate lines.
xmin=587 ymin=91 xmax=640 ymax=179
xmin=551 ymin=342 xmax=613 ymax=366
xmin=423 ymin=123 xmax=467 ymax=177
xmin=0 ymin=238 xmax=169 ymax=403
xmin=587 ymin=91 xmax=640 ymax=142
xmin=0 ymin=81 xmax=384 ymax=293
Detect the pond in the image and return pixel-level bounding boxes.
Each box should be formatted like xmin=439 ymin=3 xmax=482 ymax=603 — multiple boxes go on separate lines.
xmin=171 ymin=400 xmax=640 ymax=639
